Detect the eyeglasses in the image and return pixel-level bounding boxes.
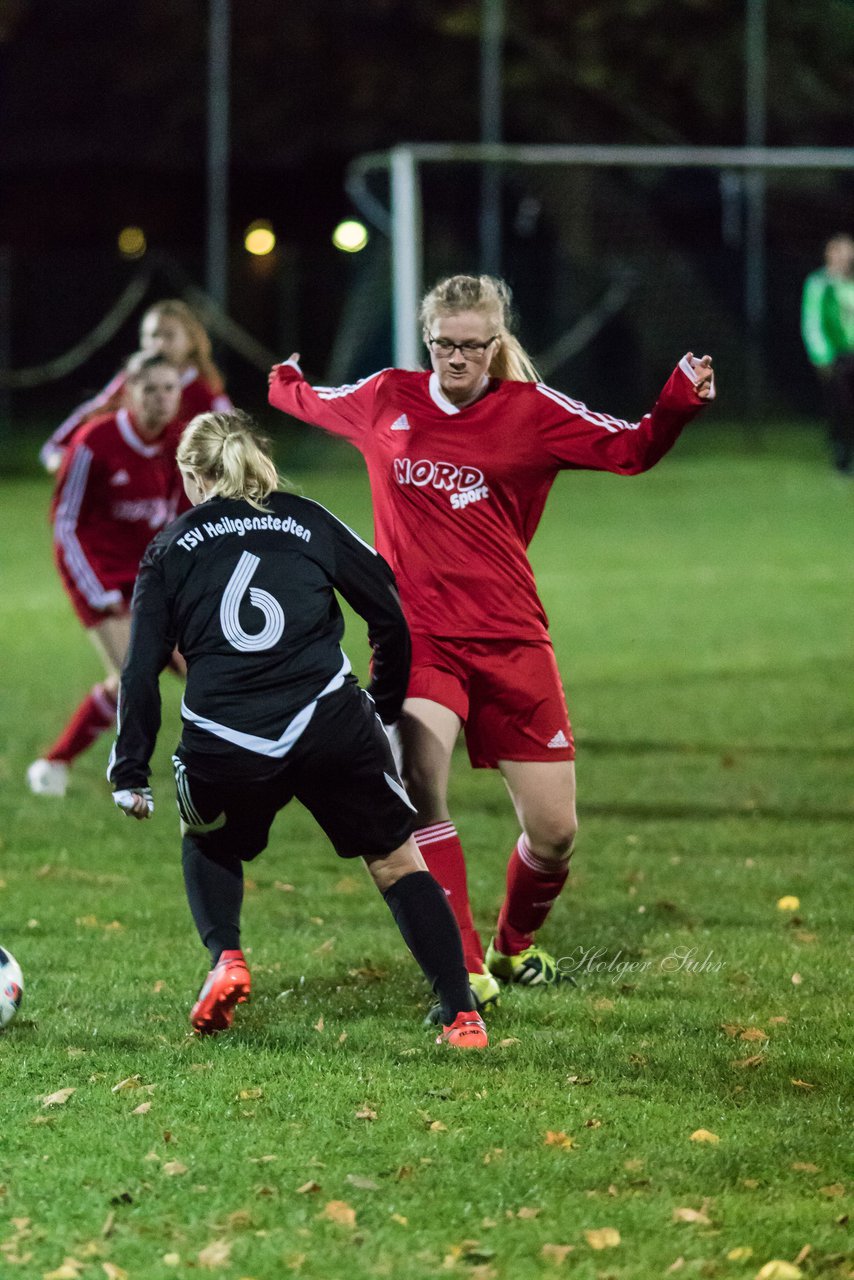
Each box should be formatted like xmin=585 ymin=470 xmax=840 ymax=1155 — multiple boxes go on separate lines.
xmin=426 ymin=333 xmax=499 ymax=358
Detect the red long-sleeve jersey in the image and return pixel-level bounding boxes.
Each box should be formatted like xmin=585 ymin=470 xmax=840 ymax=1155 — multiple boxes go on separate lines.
xmin=40 ymin=366 xmax=232 ymax=470
xmin=269 ymin=358 xmax=709 ymax=640
xmin=52 ymin=409 xmax=179 ymax=612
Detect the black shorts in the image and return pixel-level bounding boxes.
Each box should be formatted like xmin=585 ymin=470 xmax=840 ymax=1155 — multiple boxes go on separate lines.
xmin=172 ymin=686 xmax=417 ymax=861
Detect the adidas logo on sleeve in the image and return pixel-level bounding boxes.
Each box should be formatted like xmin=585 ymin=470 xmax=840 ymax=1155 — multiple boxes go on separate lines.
xmin=390 ymin=414 xmax=410 ymax=431
xmin=547 ymin=729 xmax=570 ymax=749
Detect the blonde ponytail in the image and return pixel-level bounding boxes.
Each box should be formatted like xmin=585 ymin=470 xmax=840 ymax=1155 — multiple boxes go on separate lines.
xmin=177 ymin=410 xmax=283 ymax=511
xmin=419 ymin=274 xmax=539 ymax=383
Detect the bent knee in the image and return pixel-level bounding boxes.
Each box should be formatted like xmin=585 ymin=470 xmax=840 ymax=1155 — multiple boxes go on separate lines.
xmin=526 ymin=815 xmax=578 ymax=862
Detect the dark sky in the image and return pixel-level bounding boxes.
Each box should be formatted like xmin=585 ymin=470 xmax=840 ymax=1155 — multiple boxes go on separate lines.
xmin=1 ymin=0 xmax=852 ymax=409
xmin=3 ymin=0 xmax=852 ymax=250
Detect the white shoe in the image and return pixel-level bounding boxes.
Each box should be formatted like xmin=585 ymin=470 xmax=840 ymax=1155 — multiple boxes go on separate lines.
xmin=26 ymin=758 xmax=69 ymax=797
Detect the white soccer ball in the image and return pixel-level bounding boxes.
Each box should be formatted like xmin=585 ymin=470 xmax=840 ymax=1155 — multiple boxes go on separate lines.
xmin=0 ymin=947 xmax=24 ymax=1029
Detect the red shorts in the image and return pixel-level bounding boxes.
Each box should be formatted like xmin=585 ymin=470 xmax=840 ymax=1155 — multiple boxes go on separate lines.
xmin=56 ymin=555 xmax=133 ymax=629
xmin=407 ymin=634 xmax=575 ymax=769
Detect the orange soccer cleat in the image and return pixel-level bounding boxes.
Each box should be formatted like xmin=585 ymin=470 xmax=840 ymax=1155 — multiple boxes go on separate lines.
xmin=435 ymin=1010 xmax=488 ymax=1049
xmin=190 ymin=949 xmax=251 ymax=1035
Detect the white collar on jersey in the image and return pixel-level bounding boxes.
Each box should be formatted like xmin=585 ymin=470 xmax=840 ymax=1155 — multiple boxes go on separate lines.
xmin=428 ymin=371 xmax=489 ymax=415
xmin=115 ymin=408 xmax=165 ymax=457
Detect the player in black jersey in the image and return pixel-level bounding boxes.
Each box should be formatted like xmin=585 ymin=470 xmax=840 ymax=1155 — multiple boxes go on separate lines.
xmin=108 ymin=410 xmax=487 ymax=1048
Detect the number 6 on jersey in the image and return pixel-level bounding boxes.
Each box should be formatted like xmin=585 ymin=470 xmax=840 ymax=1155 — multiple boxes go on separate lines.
xmin=220 ymin=551 xmax=285 ymax=651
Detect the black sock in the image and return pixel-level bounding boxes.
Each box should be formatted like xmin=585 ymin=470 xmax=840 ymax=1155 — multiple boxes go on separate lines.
xmin=182 ymin=834 xmax=244 ymax=964
xmin=382 ymin=870 xmax=475 ymax=1023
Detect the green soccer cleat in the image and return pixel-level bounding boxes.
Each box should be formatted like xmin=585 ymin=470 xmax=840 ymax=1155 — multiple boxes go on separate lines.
xmin=486 ymin=938 xmax=575 ymax=987
xmin=423 ymin=969 xmax=501 ymax=1026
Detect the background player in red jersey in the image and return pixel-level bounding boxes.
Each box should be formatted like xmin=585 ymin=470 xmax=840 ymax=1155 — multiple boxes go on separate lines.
xmin=27 ymin=351 xmax=184 ymax=798
xmin=268 ymin=274 xmax=715 ymax=1015
xmin=39 ymin=298 xmax=232 ymax=474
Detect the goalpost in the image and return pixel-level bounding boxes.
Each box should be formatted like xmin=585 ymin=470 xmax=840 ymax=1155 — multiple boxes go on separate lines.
xmin=346 ymin=143 xmax=854 ymax=377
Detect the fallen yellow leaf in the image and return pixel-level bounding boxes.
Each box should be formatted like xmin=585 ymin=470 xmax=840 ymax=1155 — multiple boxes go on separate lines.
xmin=354 ymin=1107 xmax=377 ymax=1121
xmin=131 ymin=1101 xmax=151 ymax=1116
xmin=162 ymin=1255 xmax=180 ymax=1267
xmin=727 ymin=1246 xmax=753 ymax=1261
xmin=672 ymin=1207 xmax=711 ymax=1225
xmin=790 ymin=1079 xmax=815 ymax=1090
xmin=731 ymin=1053 xmax=765 ymax=1069
xmin=320 ymin=1200 xmax=356 ymax=1227
xmin=819 ymin=1183 xmax=845 ymax=1197
xmin=44 ymin=1264 xmax=84 ymax=1280
xmin=111 ymin=1076 xmax=143 ymax=1093
xmin=790 ymin=1162 xmax=820 ymax=1173
xmin=540 ymin=1243 xmax=574 ymax=1264
xmin=102 ymin=1264 xmax=129 ymax=1280
xmin=768 ymin=1016 xmax=788 ymax=1024
xmin=390 ymin=1213 xmax=408 ymax=1225
xmin=198 ymin=1239 xmax=232 ymax=1269
xmin=740 ymin=1028 xmax=767 ymax=1042
xmin=544 ymin=1131 xmax=575 ymax=1149
xmin=429 ymin=1119 xmax=448 ymax=1132
xmin=295 ymin=1180 xmax=321 ymax=1194
xmin=585 ymin=1227 xmax=620 ymax=1250
xmin=777 ymin=896 xmax=800 ymax=911
xmin=690 ymin=1129 xmax=720 ymax=1144
xmin=162 ymin=1161 xmax=188 ymax=1177
xmin=791 ymin=972 xmax=803 ymax=985
xmin=515 ymin=1206 xmax=540 ymax=1219
xmin=239 ymin=1088 xmax=263 ymax=1100
xmin=754 ymin=1262 xmax=802 ymax=1280
xmin=313 ymin=1016 xmax=325 ymax=1032
xmin=42 ymin=1088 xmax=76 ymax=1108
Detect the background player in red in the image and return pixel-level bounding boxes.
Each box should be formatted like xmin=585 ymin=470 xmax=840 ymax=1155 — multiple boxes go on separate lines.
xmin=39 ymin=298 xmax=232 ymax=474
xmin=27 ymin=351 xmax=184 ymax=798
xmin=268 ymin=274 xmax=716 ymax=1015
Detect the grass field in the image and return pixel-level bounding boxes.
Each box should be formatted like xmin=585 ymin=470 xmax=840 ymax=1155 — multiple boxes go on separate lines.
xmin=0 ymin=423 xmax=851 ymax=1280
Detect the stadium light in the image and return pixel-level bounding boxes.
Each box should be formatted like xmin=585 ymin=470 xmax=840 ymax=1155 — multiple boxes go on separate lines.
xmin=244 ymin=220 xmax=276 ymax=256
xmin=118 ymin=226 xmax=147 ymax=259
xmin=332 ymin=219 xmax=369 ymax=254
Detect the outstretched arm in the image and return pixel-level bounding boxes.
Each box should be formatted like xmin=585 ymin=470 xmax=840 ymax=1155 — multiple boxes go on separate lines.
xmin=539 ymin=353 xmax=716 ymax=475
xmin=268 ymin=354 xmax=385 ymax=449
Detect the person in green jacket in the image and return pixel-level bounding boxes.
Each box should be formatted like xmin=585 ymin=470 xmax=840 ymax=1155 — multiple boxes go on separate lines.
xmin=801 ymin=234 xmax=854 ymax=475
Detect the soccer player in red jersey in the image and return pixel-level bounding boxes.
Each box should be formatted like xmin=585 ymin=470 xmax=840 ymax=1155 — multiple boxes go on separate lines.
xmin=39 ymin=299 xmax=232 ymax=474
xmin=27 ymin=351 xmax=184 ymax=798
xmin=268 ymin=274 xmax=716 ymax=1013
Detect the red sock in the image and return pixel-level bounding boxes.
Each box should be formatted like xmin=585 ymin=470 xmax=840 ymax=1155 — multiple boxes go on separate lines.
xmin=496 ymin=834 xmax=569 ymax=956
xmin=414 ymin=822 xmax=484 ymax=973
xmin=45 ymin=681 xmax=118 ymax=764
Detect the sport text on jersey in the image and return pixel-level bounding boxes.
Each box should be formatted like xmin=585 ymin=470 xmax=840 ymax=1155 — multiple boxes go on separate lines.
xmin=176 ymin=513 xmax=312 ymax=553
xmin=393 ymin=458 xmax=490 ymax=511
